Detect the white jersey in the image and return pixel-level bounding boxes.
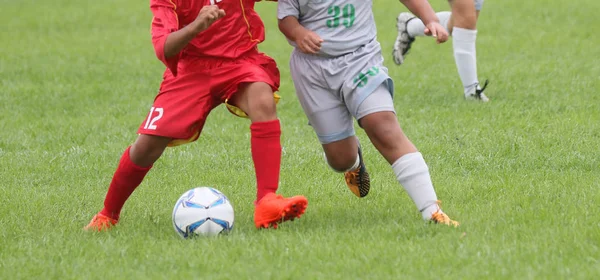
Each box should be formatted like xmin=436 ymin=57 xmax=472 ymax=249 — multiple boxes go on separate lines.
xmin=278 ymin=0 xmax=377 ymax=57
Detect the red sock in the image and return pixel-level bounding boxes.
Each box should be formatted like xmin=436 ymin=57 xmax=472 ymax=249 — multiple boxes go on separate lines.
xmin=251 ymin=119 xmax=281 ymax=202
xmin=100 ymin=146 xmax=152 ymax=220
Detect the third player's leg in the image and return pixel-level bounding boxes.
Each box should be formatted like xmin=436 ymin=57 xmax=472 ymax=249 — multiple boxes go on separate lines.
xmin=447 ymin=0 xmax=489 ymax=101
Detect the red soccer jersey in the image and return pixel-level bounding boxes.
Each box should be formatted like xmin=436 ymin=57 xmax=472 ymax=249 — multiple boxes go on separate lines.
xmin=150 ymin=0 xmax=268 ymax=75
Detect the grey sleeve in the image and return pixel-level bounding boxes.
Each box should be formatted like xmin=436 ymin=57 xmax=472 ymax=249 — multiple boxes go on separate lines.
xmin=277 ymin=0 xmax=300 ymax=20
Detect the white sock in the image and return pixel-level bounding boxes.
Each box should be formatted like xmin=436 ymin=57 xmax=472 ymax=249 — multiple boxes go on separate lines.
xmin=325 ymin=152 xmax=360 ymax=173
xmin=452 ymin=27 xmax=479 ymax=94
xmin=346 ymin=156 xmax=360 ymax=172
xmin=406 ymin=12 xmax=451 ymax=37
xmin=392 ymin=152 xmax=440 ymax=220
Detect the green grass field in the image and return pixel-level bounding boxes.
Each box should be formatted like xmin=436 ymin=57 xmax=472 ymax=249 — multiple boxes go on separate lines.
xmin=1 ymin=0 xmax=599 ymax=279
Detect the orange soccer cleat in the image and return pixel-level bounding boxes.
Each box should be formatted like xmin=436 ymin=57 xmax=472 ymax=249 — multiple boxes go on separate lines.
xmin=430 ymin=210 xmax=460 ymax=228
xmin=427 ymin=201 xmax=459 ymax=227
xmin=84 ymin=213 xmax=118 ymax=231
xmin=254 ymin=193 xmax=308 ymax=229
xmin=344 ymin=145 xmax=370 ymax=198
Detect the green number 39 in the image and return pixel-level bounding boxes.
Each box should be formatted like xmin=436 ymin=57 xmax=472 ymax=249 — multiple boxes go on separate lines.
xmin=326 ymin=4 xmax=355 ymax=28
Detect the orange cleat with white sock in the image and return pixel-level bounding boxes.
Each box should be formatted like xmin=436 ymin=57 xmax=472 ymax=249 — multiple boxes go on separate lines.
xmin=430 ymin=210 xmax=460 ymax=227
xmin=428 ymin=201 xmax=459 ymax=227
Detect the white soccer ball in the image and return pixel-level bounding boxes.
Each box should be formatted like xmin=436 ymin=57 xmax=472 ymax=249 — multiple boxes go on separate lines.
xmin=172 ymin=187 xmax=234 ymax=238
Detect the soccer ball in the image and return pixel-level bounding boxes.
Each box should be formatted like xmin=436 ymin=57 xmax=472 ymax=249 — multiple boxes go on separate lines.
xmin=172 ymin=187 xmax=234 ymax=238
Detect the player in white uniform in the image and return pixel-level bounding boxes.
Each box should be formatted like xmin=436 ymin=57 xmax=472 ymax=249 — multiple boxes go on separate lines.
xmin=278 ymin=0 xmax=459 ymax=226
xmin=393 ymin=0 xmax=489 ymax=102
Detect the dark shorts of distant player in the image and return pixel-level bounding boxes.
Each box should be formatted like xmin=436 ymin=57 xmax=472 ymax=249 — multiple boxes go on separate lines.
xmin=137 ymin=50 xmax=280 ymax=147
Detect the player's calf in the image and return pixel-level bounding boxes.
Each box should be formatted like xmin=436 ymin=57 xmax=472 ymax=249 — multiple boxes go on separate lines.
xmin=361 ymin=112 xmax=417 ymax=165
xmin=84 ymin=135 xmax=170 ymax=231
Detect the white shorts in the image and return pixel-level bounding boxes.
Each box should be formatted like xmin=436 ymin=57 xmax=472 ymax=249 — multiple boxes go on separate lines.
xmin=289 ymin=40 xmax=395 ymax=144
xmin=475 ymin=0 xmax=484 ymax=10
xmin=450 ymin=0 xmax=484 ymax=10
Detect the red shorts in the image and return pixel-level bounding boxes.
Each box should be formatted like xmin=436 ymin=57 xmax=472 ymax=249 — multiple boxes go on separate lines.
xmin=137 ymin=51 xmax=280 ymax=146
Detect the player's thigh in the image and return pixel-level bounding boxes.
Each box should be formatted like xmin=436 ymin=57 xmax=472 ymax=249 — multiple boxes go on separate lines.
xmin=308 ymin=104 xmax=355 ymax=145
xmin=295 ymin=85 xmax=355 ymax=145
xmin=356 ymin=83 xmax=400 ymax=145
xmin=290 ymin=51 xmax=355 ymax=145
xmin=215 ymin=53 xmax=281 ymax=120
xmin=309 ymin=104 xmax=357 ymax=168
xmin=355 ymin=81 xmax=395 ymax=125
xmin=342 ymin=55 xmax=394 ymax=121
xmin=359 ymin=84 xmax=417 ymax=163
xmin=358 ymin=83 xmax=399 ymax=138
xmin=138 ymin=72 xmax=217 ymax=146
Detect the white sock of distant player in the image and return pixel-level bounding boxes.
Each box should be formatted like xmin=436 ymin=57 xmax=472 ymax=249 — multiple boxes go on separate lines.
xmin=392 ymin=152 xmax=440 ymax=220
xmin=452 ymin=27 xmax=479 ymax=94
xmin=406 ymin=11 xmax=451 ymax=37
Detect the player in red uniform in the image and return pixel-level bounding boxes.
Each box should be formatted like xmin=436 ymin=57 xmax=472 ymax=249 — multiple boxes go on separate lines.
xmin=84 ymin=0 xmax=308 ymax=231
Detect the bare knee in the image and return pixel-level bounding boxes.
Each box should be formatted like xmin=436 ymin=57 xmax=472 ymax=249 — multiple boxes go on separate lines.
xmin=452 ymin=14 xmax=477 ymax=30
xmin=130 ymin=134 xmax=171 ymax=167
xmin=323 ymin=137 xmax=358 ymax=172
xmin=247 ymin=91 xmax=277 ymax=122
xmin=449 ymin=0 xmax=477 ymax=30
xmin=325 ymin=153 xmax=357 ymax=172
